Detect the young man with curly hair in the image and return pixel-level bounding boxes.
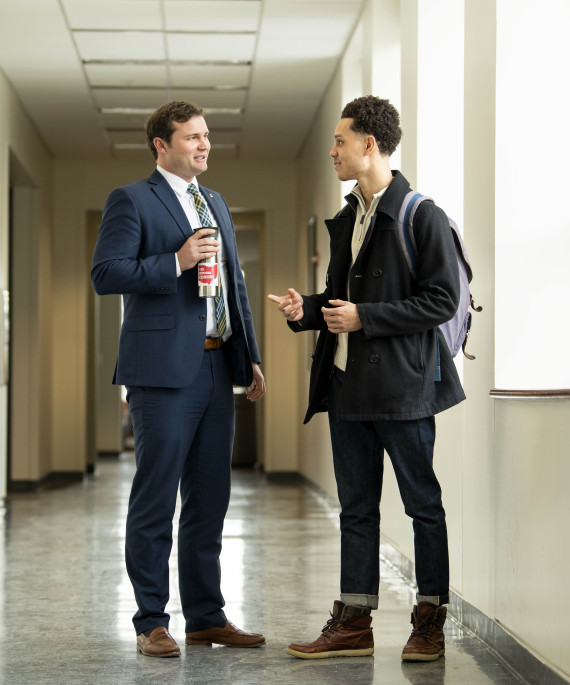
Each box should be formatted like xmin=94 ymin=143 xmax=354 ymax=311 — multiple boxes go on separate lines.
xmin=269 ymin=96 xmax=465 ymax=661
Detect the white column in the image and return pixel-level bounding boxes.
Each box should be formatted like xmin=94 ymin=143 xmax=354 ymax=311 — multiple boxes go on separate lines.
xmin=362 ymin=0 xmax=402 ymax=168
xmin=462 ymin=0 xmax=497 ymax=614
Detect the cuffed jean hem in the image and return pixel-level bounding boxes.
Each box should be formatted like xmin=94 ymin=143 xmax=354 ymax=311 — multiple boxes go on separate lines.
xmin=417 ymin=593 xmax=449 ymax=606
xmin=340 ymin=593 xmax=379 ymax=610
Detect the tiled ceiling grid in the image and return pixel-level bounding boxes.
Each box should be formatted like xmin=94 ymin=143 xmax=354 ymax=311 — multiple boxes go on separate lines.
xmin=61 ymin=0 xmax=263 ymax=157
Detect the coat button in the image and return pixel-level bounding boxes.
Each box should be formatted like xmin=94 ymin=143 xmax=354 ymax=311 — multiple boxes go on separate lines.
xmin=373 ymin=268 xmax=382 ymax=277
xmin=199 ymin=314 xmax=206 ymax=321
xmin=369 ymin=353 xmax=379 ymax=363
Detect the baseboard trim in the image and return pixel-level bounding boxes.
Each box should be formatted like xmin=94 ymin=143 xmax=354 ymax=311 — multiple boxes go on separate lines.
xmin=97 ymin=451 xmax=121 ymax=459
xmin=8 ymin=471 xmax=84 ymax=493
xmin=380 ymin=540 xmax=568 ymax=685
xmin=265 ymin=471 xmax=304 ymax=484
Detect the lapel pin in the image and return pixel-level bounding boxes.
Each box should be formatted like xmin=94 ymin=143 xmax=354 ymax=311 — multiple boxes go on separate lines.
xmin=209 ymin=194 xmax=213 ymax=198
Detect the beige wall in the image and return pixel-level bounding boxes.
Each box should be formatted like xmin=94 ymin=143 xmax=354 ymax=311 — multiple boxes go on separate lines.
xmin=52 ymin=154 xmax=299 ymax=474
xmin=293 ymin=0 xmax=569 ymax=679
xmin=294 ymin=69 xmax=343 ymax=499
xmin=0 ymin=68 xmax=54 ymax=488
xmin=197 ymin=158 xmax=299 ymax=473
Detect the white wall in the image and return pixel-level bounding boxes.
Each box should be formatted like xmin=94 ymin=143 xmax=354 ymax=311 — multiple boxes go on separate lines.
xmin=490 ymin=1 xmax=570 ymax=675
xmin=494 ymin=400 xmax=570 ymax=675
xmin=382 ymin=0 xmax=468 ymax=588
xmin=494 ymin=0 xmax=570 ymax=390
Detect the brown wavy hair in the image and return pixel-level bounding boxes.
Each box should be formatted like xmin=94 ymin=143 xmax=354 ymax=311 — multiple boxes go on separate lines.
xmin=145 ymin=101 xmax=204 ymax=159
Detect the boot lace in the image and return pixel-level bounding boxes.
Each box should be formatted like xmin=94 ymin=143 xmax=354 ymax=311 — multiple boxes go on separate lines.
xmin=410 ymin=618 xmax=431 ymax=637
xmin=321 ymin=612 xmax=342 ymax=636
xmin=408 ymin=612 xmax=441 ymax=645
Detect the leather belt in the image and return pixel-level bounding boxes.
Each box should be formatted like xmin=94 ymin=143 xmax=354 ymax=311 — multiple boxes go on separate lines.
xmin=204 ymin=337 xmax=223 ymax=350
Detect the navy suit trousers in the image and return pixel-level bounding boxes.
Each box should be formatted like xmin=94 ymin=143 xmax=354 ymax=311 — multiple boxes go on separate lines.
xmin=125 ymin=347 xmax=235 ymax=635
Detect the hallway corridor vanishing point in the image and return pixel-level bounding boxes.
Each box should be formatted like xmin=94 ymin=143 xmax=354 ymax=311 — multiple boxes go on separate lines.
xmin=0 ymin=455 xmax=526 ymax=685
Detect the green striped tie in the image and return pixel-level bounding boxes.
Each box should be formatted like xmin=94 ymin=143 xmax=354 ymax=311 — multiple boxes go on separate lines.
xmin=188 ymin=183 xmax=226 ymax=337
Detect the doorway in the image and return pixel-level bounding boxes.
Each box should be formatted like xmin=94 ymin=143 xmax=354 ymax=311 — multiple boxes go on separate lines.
xmin=86 ymin=211 xmax=123 ymax=468
xmin=5 ymin=151 xmax=36 ymax=492
xmin=232 ymin=209 xmax=264 ymax=469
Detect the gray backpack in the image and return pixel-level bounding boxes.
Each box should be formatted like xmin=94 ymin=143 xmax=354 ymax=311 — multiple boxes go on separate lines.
xmin=397 ymin=191 xmax=482 ymax=360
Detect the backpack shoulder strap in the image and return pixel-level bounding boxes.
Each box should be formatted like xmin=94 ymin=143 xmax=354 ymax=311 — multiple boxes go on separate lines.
xmin=446 ymin=217 xmax=474 ymax=283
xmin=397 ymin=191 xmax=432 ymax=277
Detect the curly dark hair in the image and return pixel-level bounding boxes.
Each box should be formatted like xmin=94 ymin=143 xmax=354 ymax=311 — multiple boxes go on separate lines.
xmin=145 ymin=101 xmax=204 ymax=159
xmin=341 ymin=96 xmax=402 ymax=156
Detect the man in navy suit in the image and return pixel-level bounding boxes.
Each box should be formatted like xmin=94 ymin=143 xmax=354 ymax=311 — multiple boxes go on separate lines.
xmin=92 ymin=101 xmax=266 ymax=657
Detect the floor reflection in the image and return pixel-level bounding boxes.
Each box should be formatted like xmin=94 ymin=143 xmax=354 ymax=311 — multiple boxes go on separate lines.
xmin=0 ymin=454 xmax=526 ymax=684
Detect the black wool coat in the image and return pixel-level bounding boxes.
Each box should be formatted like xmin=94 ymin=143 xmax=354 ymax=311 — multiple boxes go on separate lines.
xmin=292 ymin=171 xmax=466 ymax=423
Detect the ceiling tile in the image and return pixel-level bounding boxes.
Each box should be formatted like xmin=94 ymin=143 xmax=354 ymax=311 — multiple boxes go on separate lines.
xmin=169 ymin=89 xmax=246 ymax=108
xmin=108 ymin=129 xmax=148 ymax=145
xmin=101 ymin=110 xmax=244 ymax=132
xmin=265 ymin=0 xmax=361 ymax=3
xmin=74 ymin=31 xmax=165 ymax=61
xmin=107 ymin=128 xmax=242 ymax=151
xmin=62 ymin=0 xmax=161 ymax=30
xmin=167 ymin=33 xmax=255 ymax=62
xmin=164 ymin=0 xmax=261 ymax=32
xmin=85 ymin=63 xmax=169 ymax=87
xmin=100 ymin=111 xmax=149 ymax=130
xmin=93 ymin=87 xmax=246 ymax=110
xmin=93 ymin=88 xmax=170 ymax=109
xmin=169 ymin=64 xmax=250 ymax=88
xmin=257 ymin=0 xmax=362 ymax=60
xmin=208 ymin=130 xmax=242 ymax=145
xmin=0 ymin=0 xmax=367 ymax=161
xmin=198 ymin=112 xmax=244 ymax=129
xmin=206 ymin=146 xmax=239 ymax=160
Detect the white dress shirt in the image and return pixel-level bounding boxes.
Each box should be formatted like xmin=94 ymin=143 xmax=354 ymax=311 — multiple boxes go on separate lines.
xmin=156 ymin=165 xmax=232 ymax=340
xmin=334 ymin=184 xmax=387 ymax=371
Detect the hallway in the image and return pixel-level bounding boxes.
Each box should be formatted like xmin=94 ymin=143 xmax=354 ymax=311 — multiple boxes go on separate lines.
xmin=0 ymin=456 xmax=526 ymax=685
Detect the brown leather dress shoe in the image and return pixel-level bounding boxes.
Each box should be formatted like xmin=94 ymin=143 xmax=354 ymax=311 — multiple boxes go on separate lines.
xmin=286 ymin=600 xmax=373 ymax=659
xmin=401 ymin=602 xmax=447 ymax=661
xmin=185 ymin=620 xmax=265 ymax=647
xmin=136 ymin=626 xmax=181 ymax=658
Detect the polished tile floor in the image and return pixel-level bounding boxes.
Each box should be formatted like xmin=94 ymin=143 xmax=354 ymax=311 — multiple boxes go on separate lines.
xmin=0 ymin=454 xmax=527 ymax=685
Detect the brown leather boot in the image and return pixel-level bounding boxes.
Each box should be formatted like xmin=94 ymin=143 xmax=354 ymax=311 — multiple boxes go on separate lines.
xmin=401 ymin=602 xmax=447 ymax=661
xmin=286 ymin=600 xmax=373 ymax=659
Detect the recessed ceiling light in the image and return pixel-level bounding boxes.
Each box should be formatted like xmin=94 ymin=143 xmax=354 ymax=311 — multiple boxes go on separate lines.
xmin=84 ymin=59 xmax=251 ymax=67
xmin=112 ymin=144 xmax=148 ymax=150
xmin=112 ymin=143 xmax=238 ymax=151
xmin=100 ymin=107 xmax=243 ymax=116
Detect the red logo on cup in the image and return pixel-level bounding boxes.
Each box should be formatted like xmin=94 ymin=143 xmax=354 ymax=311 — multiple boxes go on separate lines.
xmin=198 ymin=263 xmax=218 ymax=285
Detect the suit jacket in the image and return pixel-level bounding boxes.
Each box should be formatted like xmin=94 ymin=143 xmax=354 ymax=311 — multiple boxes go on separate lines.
xmin=91 ymin=169 xmax=260 ymax=388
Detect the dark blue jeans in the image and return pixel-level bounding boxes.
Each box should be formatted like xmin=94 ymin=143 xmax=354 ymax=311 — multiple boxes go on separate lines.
xmin=328 ymin=368 xmax=449 ymax=608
